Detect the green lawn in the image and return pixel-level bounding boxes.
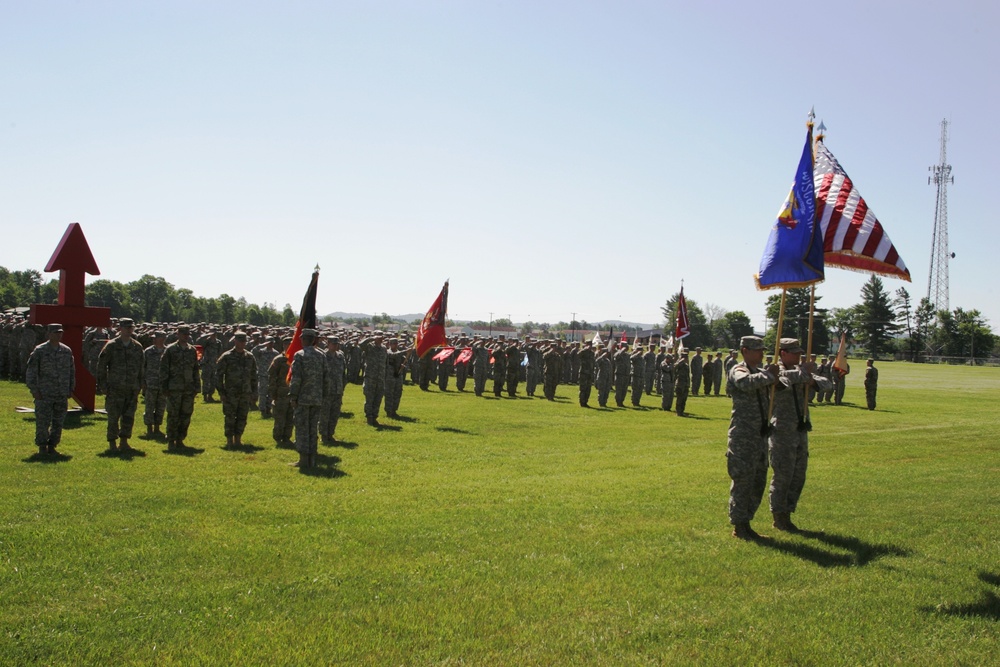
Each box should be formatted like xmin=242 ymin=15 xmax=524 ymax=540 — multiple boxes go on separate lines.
xmin=2 ymin=362 xmax=997 ymax=665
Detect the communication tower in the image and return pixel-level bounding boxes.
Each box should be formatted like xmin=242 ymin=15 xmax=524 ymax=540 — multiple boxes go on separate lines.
xmin=927 ymin=119 xmax=954 ymax=311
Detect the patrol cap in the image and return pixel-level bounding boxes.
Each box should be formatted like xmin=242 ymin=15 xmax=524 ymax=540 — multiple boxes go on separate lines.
xmin=779 ymin=338 xmax=804 ymax=353
xmin=695 ymin=347 xmax=702 ymax=351
xmin=153 ymin=329 xmax=166 ymax=338
xmin=119 ymin=318 xmax=135 ymax=328
xmin=47 ymin=323 xmax=64 ymax=333
xmin=264 ymin=336 xmax=274 ymax=342
xmin=327 ymin=335 xmax=340 ymax=344
xmin=301 ymin=328 xmax=318 ymax=339
xmin=282 ymin=337 xmax=293 ymax=345
xmin=233 ymin=331 xmax=248 ymax=341
xmin=176 ymin=325 xmax=191 ymax=335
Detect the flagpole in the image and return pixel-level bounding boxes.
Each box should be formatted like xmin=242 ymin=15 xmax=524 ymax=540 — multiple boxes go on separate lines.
xmin=803 ymin=284 xmax=817 ymax=424
xmin=767 ymin=288 xmax=787 ymax=421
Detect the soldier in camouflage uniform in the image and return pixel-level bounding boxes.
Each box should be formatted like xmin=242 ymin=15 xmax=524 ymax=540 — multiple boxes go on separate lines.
xmin=319 ymin=336 xmax=346 ymax=443
xmin=643 ymin=344 xmax=657 ymax=395
xmin=690 ymin=347 xmax=704 ymax=396
xmin=471 ymin=340 xmax=489 ymax=396
xmin=613 ymin=344 xmax=630 ymax=407
xmin=769 ymin=338 xmax=831 ymax=532
xmin=726 ymin=336 xmax=779 ymax=540
xmin=594 ymin=347 xmax=612 ymax=408
xmin=505 ymin=341 xmax=521 ymax=396
xmin=542 ymin=342 xmax=562 ymax=401
xmin=453 ymin=339 xmax=470 ymax=392
xmin=216 ymin=331 xmax=257 ymax=447
xmin=629 ymin=345 xmax=645 ymax=407
xmin=864 ymin=358 xmax=878 ymax=410
xmin=198 ymin=329 xmax=223 ymax=402
xmin=577 ymin=341 xmax=595 ymax=407
xmin=833 ymin=362 xmax=849 ymax=405
xmin=253 ymin=337 xmax=279 ymax=417
xmin=724 ymin=350 xmax=739 ymax=397
xmin=360 ymin=333 xmax=387 ymax=426
xmin=142 ymin=330 xmax=168 ymax=437
xmin=160 ymin=324 xmax=201 ymax=450
xmin=674 ymin=350 xmax=690 ymax=416
xmin=659 ymin=352 xmax=675 ymax=411
xmin=97 ymin=318 xmax=145 ymax=452
xmin=525 ymin=339 xmax=543 ymax=397
xmin=289 ymin=329 xmax=329 ymax=468
xmin=268 ymin=346 xmax=294 ymax=447
xmin=25 ymin=324 xmax=75 ymax=455
xmin=492 ymin=341 xmax=507 ymax=397
xmin=383 ymin=337 xmax=407 ymax=418
xmin=437 ymin=344 xmax=454 ymax=391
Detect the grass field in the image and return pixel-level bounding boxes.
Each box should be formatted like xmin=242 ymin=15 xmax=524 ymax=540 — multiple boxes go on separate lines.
xmin=2 ymin=362 xmax=998 ymax=665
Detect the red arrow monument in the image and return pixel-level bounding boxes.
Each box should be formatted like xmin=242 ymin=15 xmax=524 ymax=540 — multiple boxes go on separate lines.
xmin=29 ymin=223 xmax=112 ymax=411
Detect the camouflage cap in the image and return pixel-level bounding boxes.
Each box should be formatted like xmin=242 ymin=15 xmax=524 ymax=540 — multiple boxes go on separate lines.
xmin=233 ymin=331 xmax=248 ymax=341
xmin=153 ymin=330 xmax=167 ymax=338
xmin=176 ymin=325 xmax=191 ymax=335
xmin=327 ymin=335 xmax=340 ymax=344
xmin=301 ymin=328 xmax=318 ymax=339
xmin=779 ymin=338 xmax=804 ymax=353
xmin=119 ymin=318 xmax=135 ymax=328
xmin=47 ymin=323 xmax=64 ymax=333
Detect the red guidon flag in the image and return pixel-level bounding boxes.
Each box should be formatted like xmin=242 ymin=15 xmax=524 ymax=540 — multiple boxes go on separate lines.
xmin=675 ymin=287 xmax=691 ymax=340
xmin=415 ymin=281 xmax=448 ymax=358
xmin=814 ymin=139 xmax=911 ymax=281
xmin=285 ymin=268 xmax=319 ymax=382
xmin=432 ymin=347 xmax=455 ymax=362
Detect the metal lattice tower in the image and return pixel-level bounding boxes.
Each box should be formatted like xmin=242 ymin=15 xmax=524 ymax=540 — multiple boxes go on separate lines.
xmin=927 ymin=119 xmax=954 ymax=311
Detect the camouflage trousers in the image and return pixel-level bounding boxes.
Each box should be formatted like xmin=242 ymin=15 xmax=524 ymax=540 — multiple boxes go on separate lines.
xmin=526 ymin=367 xmax=541 ymax=396
xmin=34 ymin=397 xmax=68 ymax=447
xmin=437 ymin=365 xmax=451 ymax=391
xmin=691 ymin=371 xmax=703 ymax=396
xmin=644 ymin=370 xmax=655 ymax=395
xmin=364 ymin=380 xmax=385 ymax=420
xmin=834 ymin=380 xmax=846 ymax=405
xmin=257 ymin=376 xmax=271 ymax=415
xmin=384 ymin=377 xmax=403 ymax=415
xmin=866 ymin=386 xmax=877 ymax=410
xmin=105 ymin=390 xmax=139 ymax=442
xmin=294 ymin=404 xmax=321 ymax=456
xmin=272 ymin=397 xmax=294 ymax=444
xmin=543 ymin=372 xmax=559 ymax=401
xmin=320 ymin=392 xmax=343 ymax=440
xmin=143 ymin=387 xmax=166 ymax=426
xmin=727 ymin=441 xmax=768 ymax=524
xmin=222 ymin=393 xmax=252 ymax=437
xmin=614 ymin=377 xmax=628 ymax=406
xmin=201 ymin=363 xmax=218 ymax=396
xmin=596 ymin=381 xmax=611 ymax=407
xmin=630 ymin=377 xmax=643 ymax=406
xmin=165 ymin=391 xmax=196 ymax=442
xmin=455 ymin=364 xmax=468 ymax=391
xmin=661 ymin=384 xmax=674 ymax=412
xmin=578 ymin=373 xmax=593 ymax=407
xmin=473 ymin=368 xmax=487 ymax=396
xmin=769 ymin=434 xmax=809 ymax=514
xmin=493 ymin=370 xmax=505 ymax=397
xmin=674 ymin=386 xmax=688 ymax=415
xmin=505 ymin=372 xmax=519 ymax=397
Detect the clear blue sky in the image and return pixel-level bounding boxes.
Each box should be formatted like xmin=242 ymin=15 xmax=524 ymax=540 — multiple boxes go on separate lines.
xmin=2 ymin=1 xmax=996 ymax=332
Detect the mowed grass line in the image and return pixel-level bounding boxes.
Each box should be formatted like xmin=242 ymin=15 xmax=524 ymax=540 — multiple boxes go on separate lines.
xmin=1 ymin=362 xmax=998 ymax=665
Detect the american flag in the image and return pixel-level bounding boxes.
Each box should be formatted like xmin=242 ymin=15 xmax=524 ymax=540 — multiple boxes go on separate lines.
xmin=814 ymin=140 xmax=911 ymax=281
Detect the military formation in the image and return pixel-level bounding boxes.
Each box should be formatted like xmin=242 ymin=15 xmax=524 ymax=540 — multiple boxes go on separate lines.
xmin=6 ymin=314 xmax=873 ymax=536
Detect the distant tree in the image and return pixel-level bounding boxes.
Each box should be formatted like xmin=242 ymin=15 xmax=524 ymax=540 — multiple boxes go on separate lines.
xmin=281 ymin=304 xmax=295 ymax=326
xmin=127 ymin=275 xmax=173 ymax=322
xmin=716 ymin=310 xmax=754 ymax=349
xmin=855 ymin=275 xmax=899 ymax=357
xmin=933 ymin=308 xmax=995 ymax=359
xmin=662 ymin=293 xmax=710 ymax=349
xmin=493 ymin=318 xmax=513 ymax=328
xmin=914 ymin=297 xmax=937 ymax=356
xmin=763 ymin=288 xmax=829 ymax=353
xmin=893 ymin=287 xmax=915 ymax=361
xmin=218 ymin=294 xmax=237 ymax=323
xmin=86 ymin=279 xmax=129 ymax=317
xmin=520 ymin=321 xmax=535 ymax=336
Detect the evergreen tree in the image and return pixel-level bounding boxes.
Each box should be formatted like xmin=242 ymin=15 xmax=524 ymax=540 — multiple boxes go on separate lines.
xmin=855 ymin=275 xmax=899 ymax=358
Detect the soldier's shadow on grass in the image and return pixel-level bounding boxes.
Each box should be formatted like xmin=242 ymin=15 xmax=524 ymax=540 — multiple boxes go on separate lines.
xmin=677 ymin=414 xmax=712 ymax=420
xmin=22 ymin=451 xmax=73 ymax=464
xmin=436 ymin=426 xmax=474 ymax=435
xmin=325 ymin=439 xmax=359 ymax=450
xmin=759 ymin=530 xmax=909 ymax=568
xmin=298 ymin=453 xmax=346 ymax=479
xmin=922 ymin=571 xmax=1000 ymax=620
xmin=98 ymin=447 xmax=147 ymax=460
xmin=391 ymin=414 xmax=418 ymax=423
xmin=222 ymin=443 xmax=267 ymax=453
xmin=340 ymin=411 xmax=355 ymax=420
xmin=374 ymin=423 xmax=402 ymax=432
xmin=162 ymin=445 xmax=205 ymax=457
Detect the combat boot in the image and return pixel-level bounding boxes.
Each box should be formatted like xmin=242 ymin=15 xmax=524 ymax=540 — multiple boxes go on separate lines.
xmin=108 ymin=439 xmax=119 ymax=453
xmin=119 ymin=437 xmax=133 ymax=452
xmin=226 ymin=435 xmax=234 ymax=448
xmin=234 ymin=435 xmax=242 ymax=447
xmin=772 ymin=512 xmax=799 ymax=532
xmin=288 ymin=452 xmax=307 ymax=468
xmin=732 ymin=523 xmax=755 ymax=540
xmin=146 ymin=425 xmax=154 ymax=437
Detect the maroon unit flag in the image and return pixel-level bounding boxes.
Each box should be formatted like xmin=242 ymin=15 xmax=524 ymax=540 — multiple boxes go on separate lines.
xmin=415 ymin=281 xmax=448 ymax=358
xmin=675 ymin=287 xmax=691 ymax=340
xmin=284 ymin=269 xmax=319 ymax=381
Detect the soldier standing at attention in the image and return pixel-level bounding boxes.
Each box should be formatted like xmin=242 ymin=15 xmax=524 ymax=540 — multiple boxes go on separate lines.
xmin=864 ymin=358 xmax=878 ymax=410
xmin=659 ymin=352 xmax=675 ymax=412
xmin=384 ymin=337 xmax=407 ymax=418
xmin=542 ymin=342 xmax=562 ymax=401
xmin=643 ymin=344 xmax=657 ymax=395
xmin=160 ymin=324 xmax=201 ymax=451
xmin=492 ymin=340 xmax=507 ymax=397
xmin=674 ymin=350 xmax=690 ymax=416
xmin=471 ymin=339 xmax=489 ymax=397
xmin=142 ymin=330 xmax=168 ymax=438
xmin=769 ymin=338 xmax=831 ymax=532
xmin=577 ymin=341 xmax=595 ymax=407
xmin=453 ymin=338 xmax=470 ymax=392
xmin=613 ymin=344 xmax=630 ymax=407
xmin=712 ymin=351 xmax=725 ymax=396
xmin=253 ymin=336 xmax=279 ymax=417
xmin=216 ymin=331 xmax=257 ymax=448
xmin=690 ymin=347 xmax=704 ymax=396
xmin=360 ymin=332 xmax=387 ymax=426
xmin=97 ymin=317 xmax=145 ymax=453
xmin=25 ymin=323 xmax=75 ymax=456
xmin=525 ymin=338 xmax=543 ymax=397
xmin=198 ymin=329 xmax=223 ymax=403
xmin=629 ymin=345 xmax=645 ymax=407
xmin=289 ymin=329 xmax=329 ymax=468
xmin=268 ymin=342 xmax=294 ymax=448
xmin=594 ymin=346 xmax=612 ymax=408
xmin=726 ymin=336 xmax=779 ymax=540
xmin=505 ymin=340 xmax=522 ymax=397
xmin=833 ymin=360 xmax=850 ymax=405
xmin=319 ymin=335 xmax=346 ymax=442
xmin=724 ymin=350 xmax=738 ymax=397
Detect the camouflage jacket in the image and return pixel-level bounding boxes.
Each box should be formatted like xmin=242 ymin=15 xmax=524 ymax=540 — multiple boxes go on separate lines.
xmin=160 ymin=342 xmax=201 ymax=393
xmin=268 ymin=355 xmax=291 ymax=400
xmin=215 ymin=348 xmax=257 ymax=396
xmin=97 ymin=336 xmax=145 ymax=393
xmin=143 ymin=345 xmax=166 ymax=388
xmin=289 ymin=346 xmax=329 ymax=406
xmin=726 ymin=362 xmax=776 ymax=457
xmin=26 ymin=342 xmax=75 ymax=399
